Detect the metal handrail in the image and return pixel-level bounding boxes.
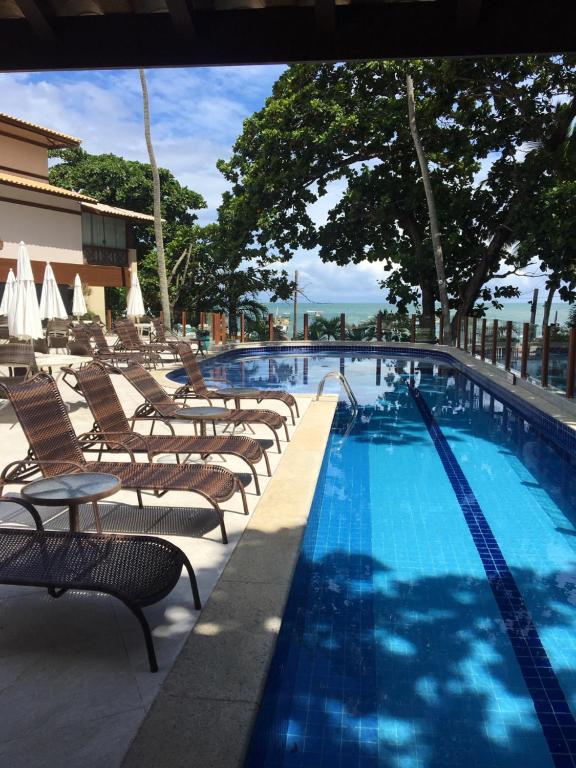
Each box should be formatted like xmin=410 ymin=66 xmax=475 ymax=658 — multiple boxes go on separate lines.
xmin=315 ymin=371 xmax=358 ymax=409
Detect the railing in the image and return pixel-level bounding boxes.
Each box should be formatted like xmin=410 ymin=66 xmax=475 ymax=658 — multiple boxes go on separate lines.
xmin=315 ymin=371 xmax=358 ymax=410
xmin=454 ymin=316 xmax=576 ymax=399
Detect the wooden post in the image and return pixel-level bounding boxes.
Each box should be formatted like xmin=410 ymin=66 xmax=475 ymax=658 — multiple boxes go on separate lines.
xmin=376 ymin=358 xmax=382 ymax=386
xmin=220 ymin=314 xmax=227 ymax=343
xmin=541 ymin=324 xmax=550 ymax=387
xmin=106 ymin=309 xmax=112 ymax=332
xmin=340 ymin=313 xmax=346 ymax=341
xmin=491 ymin=320 xmax=498 ymax=365
xmin=504 ymin=320 xmax=513 ymax=371
xmin=471 ymin=317 xmax=477 ymax=356
xmin=212 ymin=312 xmax=220 ymax=345
xmin=200 ymin=311 xmax=205 ymax=327
xmin=303 ymin=313 xmax=309 ymax=341
xmin=181 ymin=310 xmax=187 ymax=337
xmin=456 ymin=314 xmax=461 ymax=349
xmin=463 ymin=317 xmax=469 ymax=352
xmin=480 ymin=319 xmax=487 ymax=359
xmin=268 ymin=313 xmax=274 ymax=342
xmin=520 ymin=323 xmax=529 ymax=378
xmin=376 ymin=312 xmax=383 ymax=342
xmin=240 ymin=313 xmax=245 ymax=343
xmin=411 ymin=314 xmax=416 ymax=343
xmin=567 ymin=327 xmax=576 ymax=398
xmin=439 ymin=314 xmax=444 ymax=345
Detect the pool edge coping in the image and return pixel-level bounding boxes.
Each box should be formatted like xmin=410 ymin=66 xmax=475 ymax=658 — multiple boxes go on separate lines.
xmin=122 ymin=394 xmax=338 ymax=768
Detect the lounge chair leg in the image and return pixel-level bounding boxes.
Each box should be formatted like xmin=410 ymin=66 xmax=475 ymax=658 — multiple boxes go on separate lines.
xmin=294 ymin=401 xmax=300 ymax=418
xmin=136 ymin=489 xmax=144 ymax=508
xmin=263 ymin=450 xmax=272 ymax=477
xmin=238 ymin=482 xmax=249 ymax=515
xmin=214 ymin=503 xmax=228 ymax=544
xmin=284 ymin=422 xmax=290 ymax=443
xmin=92 ymin=501 xmax=102 ymax=534
xmin=126 ymin=603 xmax=158 ymax=672
xmin=249 ymin=463 xmax=260 ymax=495
xmin=272 ymin=428 xmax=281 ymax=453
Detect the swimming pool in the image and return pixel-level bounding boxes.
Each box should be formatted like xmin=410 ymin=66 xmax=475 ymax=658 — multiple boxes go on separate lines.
xmin=175 ymin=349 xmax=576 ymax=767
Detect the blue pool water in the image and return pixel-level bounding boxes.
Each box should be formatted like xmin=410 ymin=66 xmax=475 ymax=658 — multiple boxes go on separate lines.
xmin=174 ymin=351 xmax=576 ymax=767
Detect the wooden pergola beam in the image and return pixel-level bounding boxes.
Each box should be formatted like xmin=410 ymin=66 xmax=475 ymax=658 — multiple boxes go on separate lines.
xmin=165 ymin=0 xmax=198 ymax=38
xmin=14 ymin=0 xmax=55 ymax=41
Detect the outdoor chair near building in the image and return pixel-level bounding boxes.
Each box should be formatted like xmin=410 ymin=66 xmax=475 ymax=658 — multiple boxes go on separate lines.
xmin=115 ymin=319 xmax=179 ymax=362
xmin=0 ymin=372 xmax=253 ymax=542
xmin=120 ymin=361 xmax=290 ymax=452
xmin=0 ymin=496 xmax=201 ymax=672
xmin=0 ymin=316 xmax=9 ymax=340
xmin=61 ymin=361 xmax=272 ymax=494
xmin=175 ymin=342 xmax=300 ymax=425
xmin=88 ymin=323 xmax=160 ymax=368
xmin=0 ymin=342 xmax=38 ymax=395
xmin=46 ymin=318 xmax=70 ymax=352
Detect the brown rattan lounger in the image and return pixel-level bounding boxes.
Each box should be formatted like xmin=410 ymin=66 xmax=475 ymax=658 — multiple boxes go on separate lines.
xmin=115 ymin=319 xmax=178 ymax=362
xmin=88 ymin=323 xmax=160 ymax=368
xmin=0 ymin=343 xmax=38 ymax=395
xmin=0 ymin=373 xmax=253 ymax=542
xmin=61 ymin=361 xmax=272 ymax=494
xmin=0 ymin=496 xmax=200 ymax=671
xmin=120 ymin=361 xmax=290 ymax=452
xmin=151 ymin=317 xmax=203 ymax=357
xmin=174 ymin=342 xmax=300 ymax=425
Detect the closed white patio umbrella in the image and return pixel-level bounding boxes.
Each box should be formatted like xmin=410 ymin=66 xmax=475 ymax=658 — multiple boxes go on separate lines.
xmin=39 ymin=262 xmax=68 ymax=321
xmin=72 ymin=273 xmax=87 ymax=319
xmin=0 ymin=268 xmax=16 ymax=315
xmin=126 ymin=269 xmax=146 ymax=320
xmin=8 ymin=242 xmax=43 ymax=340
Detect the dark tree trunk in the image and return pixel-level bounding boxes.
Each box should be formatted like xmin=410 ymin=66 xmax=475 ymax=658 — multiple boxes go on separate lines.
xmin=420 ymin=281 xmax=435 ymax=331
xmin=542 ymin=282 xmax=558 ymax=328
xmin=228 ymin=302 xmax=238 ymax=336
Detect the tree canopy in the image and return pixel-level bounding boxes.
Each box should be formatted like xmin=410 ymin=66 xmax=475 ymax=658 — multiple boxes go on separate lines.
xmin=219 ymin=56 xmax=576 ymax=327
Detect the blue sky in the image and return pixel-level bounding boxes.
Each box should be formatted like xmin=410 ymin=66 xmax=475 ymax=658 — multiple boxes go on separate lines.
xmin=0 ymin=66 xmax=549 ymax=304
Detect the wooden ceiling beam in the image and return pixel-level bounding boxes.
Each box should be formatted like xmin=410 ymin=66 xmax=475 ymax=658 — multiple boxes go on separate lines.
xmin=14 ymin=0 xmax=56 ymax=41
xmin=165 ymin=0 xmax=198 ymax=39
xmin=315 ymin=0 xmax=335 ymax=47
xmin=457 ymin=0 xmax=483 ymax=30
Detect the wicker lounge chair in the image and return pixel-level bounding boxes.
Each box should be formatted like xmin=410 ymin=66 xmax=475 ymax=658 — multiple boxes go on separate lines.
xmin=0 ymin=342 xmax=37 ymax=395
xmin=0 ymin=372 xmax=252 ymax=542
xmin=174 ymin=342 xmax=300 ymax=425
xmin=89 ymin=323 xmax=159 ymax=368
xmin=152 ymin=317 xmax=202 ymax=356
xmin=115 ymin=319 xmax=178 ymax=362
xmin=121 ymin=361 xmax=290 ymax=452
xmin=68 ymin=323 xmax=93 ymax=356
xmin=46 ymin=318 xmax=70 ymax=351
xmin=62 ymin=361 xmax=272 ymax=494
xmin=0 ymin=496 xmax=200 ymax=672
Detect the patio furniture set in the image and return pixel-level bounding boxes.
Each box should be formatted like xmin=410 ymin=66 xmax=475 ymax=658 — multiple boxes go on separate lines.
xmin=0 ymin=339 xmax=299 ymax=671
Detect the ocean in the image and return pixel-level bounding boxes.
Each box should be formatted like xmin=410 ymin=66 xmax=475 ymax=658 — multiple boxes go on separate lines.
xmin=265 ymin=301 xmax=572 ymax=336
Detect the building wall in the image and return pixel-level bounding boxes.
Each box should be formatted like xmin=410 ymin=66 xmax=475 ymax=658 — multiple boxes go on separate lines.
xmin=86 ymin=285 xmax=106 ymax=319
xmin=0 ymin=134 xmax=48 ymax=179
xmin=0 ymin=185 xmax=84 ymax=264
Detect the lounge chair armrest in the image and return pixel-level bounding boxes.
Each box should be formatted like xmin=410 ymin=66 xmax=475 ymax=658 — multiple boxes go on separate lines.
xmin=77 ymin=433 xmax=137 ymax=462
xmin=0 ymin=496 xmax=44 ymax=530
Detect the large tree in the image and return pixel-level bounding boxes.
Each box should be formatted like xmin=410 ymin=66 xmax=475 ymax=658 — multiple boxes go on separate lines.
xmin=140 ymin=193 xmax=294 ymax=333
xmin=219 ymin=57 xmax=576 ymax=334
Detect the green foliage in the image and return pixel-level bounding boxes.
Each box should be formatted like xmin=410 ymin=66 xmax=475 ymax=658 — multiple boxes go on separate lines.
xmin=219 ymin=57 xmax=576 ymax=321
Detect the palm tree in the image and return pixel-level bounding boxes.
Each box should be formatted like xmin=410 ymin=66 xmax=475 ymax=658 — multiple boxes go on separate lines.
xmin=139 ymin=68 xmax=171 ymax=329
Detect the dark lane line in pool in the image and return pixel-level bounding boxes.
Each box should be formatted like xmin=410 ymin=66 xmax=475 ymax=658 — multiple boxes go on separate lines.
xmin=408 ymin=383 xmax=576 ymax=768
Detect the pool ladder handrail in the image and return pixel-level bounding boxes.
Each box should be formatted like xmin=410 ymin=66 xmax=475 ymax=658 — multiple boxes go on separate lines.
xmin=315 ymin=371 xmax=359 ymax=410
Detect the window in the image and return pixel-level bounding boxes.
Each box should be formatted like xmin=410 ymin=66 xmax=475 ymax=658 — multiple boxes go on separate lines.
xmin=82 ymin=213 xmax=128 ymax=267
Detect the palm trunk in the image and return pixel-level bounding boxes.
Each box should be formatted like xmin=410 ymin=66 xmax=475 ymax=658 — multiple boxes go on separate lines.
xmin=139 ymin=68 xmax=171 ymax=329
xmin=406 ymin=73 xmax=452 ymax=344
xmin=420 ymin=280 xmax=435 ymax=331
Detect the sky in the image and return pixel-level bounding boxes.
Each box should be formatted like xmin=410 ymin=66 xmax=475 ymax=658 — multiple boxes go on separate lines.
xmin=0 ymin=66 xmax=551 ymax=304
